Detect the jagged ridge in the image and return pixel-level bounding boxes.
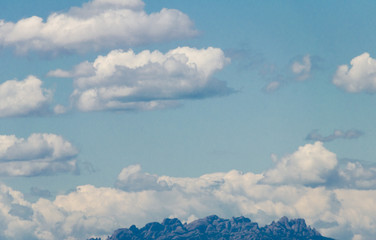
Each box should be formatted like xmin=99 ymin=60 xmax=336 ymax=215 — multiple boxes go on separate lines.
xmin=90 ymin=215 xmax=334 ymax=240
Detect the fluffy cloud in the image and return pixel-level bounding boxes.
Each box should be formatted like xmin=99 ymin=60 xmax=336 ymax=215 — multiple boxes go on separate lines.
xmin=291 ymin=55 xmax=311 ymax=80
xmin=0 ymin=76 xmax=51 ymax=118
xmin=262 ymin=142 xmax=338 ymax=185
xmin=262 ymin=142 xmax=376 ymax=190
xmin=336 ymin=161 xmax=376 ymax=190
xmin=49 ymin=47 xmax=232 ymax=112
xmin=306 ymin=129 xmax=364 ymax=142
xmin=333 ymin=52 xmax=376 ymax=93
xmin=0 ymin=0 xmax=197 ymax=54
xmin=115 ymin=164 xmax=169 ymax=191
xmin=0 ymin=133 xmax=78 ymax=177
xmin=0 ymin=142 xmax=375 ymax=239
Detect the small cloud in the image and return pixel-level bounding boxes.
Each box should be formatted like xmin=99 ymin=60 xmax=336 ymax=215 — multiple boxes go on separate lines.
xmin=264 ymin=81 xmax=280 ymax=93
xmin=53 ymin=105 xmax=67 ymax=114
xmin=115 ymin=164 xmax=169 ymax=191
xmin=333 ymin=52 xmax=376 ymax=93
xmin=0 ymin=76 xmax=52 ymax=118
xmin=46 ymin=69 xmax=72 ymax=78
xmin=306 ymin=129 xmax=363 ymax=142
xmin=291 ymin=55 xmax=311 ymax=81
xmin=261 ymin=54 xmax=316 ymax=92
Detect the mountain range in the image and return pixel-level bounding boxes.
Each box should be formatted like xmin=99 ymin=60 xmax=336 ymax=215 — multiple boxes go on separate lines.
xmin=89 ymin=215 xmax=334 ymax=240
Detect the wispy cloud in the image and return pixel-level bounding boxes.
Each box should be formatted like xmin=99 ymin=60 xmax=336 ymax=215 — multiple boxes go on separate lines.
xmin=0 ymin=0 xmax=197 ymax=54
xmin=263 ymin=54 xmax=314 ymax=93
xmin=49 ymin=47 xmax=233 ymax=112
xmin=224 ymin=49 xmax=315 ymax=93
xmin=306 ymin=129 xmax=363 ymax=142
xmin=264 ymin=81 xmax=281 ymax=93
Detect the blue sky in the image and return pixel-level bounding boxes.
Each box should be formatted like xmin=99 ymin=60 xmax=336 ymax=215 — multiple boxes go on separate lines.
xmin=1 ymin=1 xmax=376 ymax=239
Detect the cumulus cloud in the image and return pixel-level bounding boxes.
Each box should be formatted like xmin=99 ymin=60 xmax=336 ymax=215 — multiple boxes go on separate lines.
xmin=115 ymin=164 xmax=169 ymax=191
xmin=0 ymin=0 xmax=197 ymax=54
xmin=333 ymin=52 xmax=376 ymax=93
xmin=262 ymin=142 xmax=338 ymax=185
xmin=306 ymin=129 xmax=364 ymax=142
xmin=49 ymin=47 xmax=232 ymax=112
xmin=336 ymin=161 xmax=376 ymax=190
xmin=261 ymin=142 xmax=376 ymax=190
xmin=0 ymin=133 xmax=78 ymax=177
xmin=0 ymin=142 xmax=375 ymax=239
xmin=0 ymin=76 xmax=51 ymax=118
xmin=291 ymin=55 xmax=311 ymax=81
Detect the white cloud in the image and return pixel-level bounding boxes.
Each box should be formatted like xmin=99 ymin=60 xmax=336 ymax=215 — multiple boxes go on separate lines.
xmin=333 ymin=52 xmax=376 ymax=93
xmin=0 ymin=133 xmax=78 ymax=177
xmin=115 ymin=164 xmax=169 ymax=191
xmin=262 ymin=142 xmax=338 ymax=185
xmin=1 ymin=142 xmax=376 ymax=239
xmin=337 ymin=161 xmax=376 ymax=190
xmin=47 ymin=61 xmax=95 ymax=79
xmin=49 ymin=47 xmax=231 ymax=112
xmin=0 ymin=76 xmax=51 ymax=118
xmin=331 ymin=189 xmax=376 ymax=240
xmin=291 ymin=55 xmax=311 ymax=81
xmin=0 ymin=0 xmax=197 ymax=54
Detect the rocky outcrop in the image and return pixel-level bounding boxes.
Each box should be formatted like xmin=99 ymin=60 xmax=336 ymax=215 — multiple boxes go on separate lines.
xmin=89 ymin=215 xmax=332 ymax=240
xmin=91 ymin=215 xmax=334 ymax=240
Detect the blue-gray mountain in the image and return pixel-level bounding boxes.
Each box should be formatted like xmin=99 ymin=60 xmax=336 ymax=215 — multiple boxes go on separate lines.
xmin=90 ymin=215 xmax=334 ymax=240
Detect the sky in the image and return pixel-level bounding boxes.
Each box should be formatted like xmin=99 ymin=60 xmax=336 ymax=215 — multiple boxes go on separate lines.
xmin=0 ymin=0 xmax=376 ymax=239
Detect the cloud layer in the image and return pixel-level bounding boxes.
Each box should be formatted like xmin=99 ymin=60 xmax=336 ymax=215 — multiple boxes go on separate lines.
xmin=0 ymin=76 xmax=51 ymax=118
xmin=0 ymin=133 xmax=78 ymax=177
xmin=49 ymin=47 xmax=232 ymax=112
xmin=0 ymin=142 xmax=375 ymax=239
xmin=0 ymin=0 xmax=197 ymax=54
xmin=333 ymin=52 xmax=376 ymax=93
